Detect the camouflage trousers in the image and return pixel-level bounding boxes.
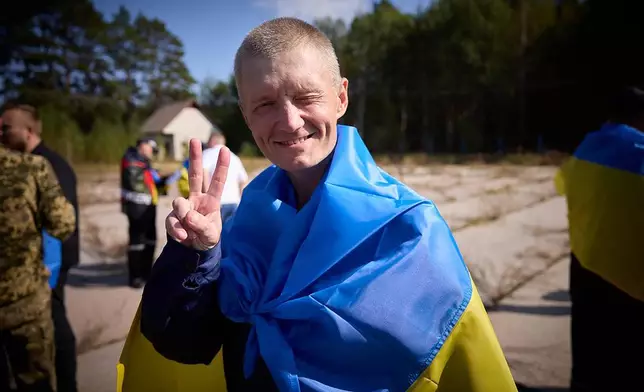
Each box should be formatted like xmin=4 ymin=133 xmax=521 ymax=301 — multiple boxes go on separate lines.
xmin=0 ymin=285 xmax=56 ymax=392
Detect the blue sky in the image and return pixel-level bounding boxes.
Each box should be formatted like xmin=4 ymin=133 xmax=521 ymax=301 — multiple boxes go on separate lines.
xmin=92 ymin=0 xmax=434 ymax=89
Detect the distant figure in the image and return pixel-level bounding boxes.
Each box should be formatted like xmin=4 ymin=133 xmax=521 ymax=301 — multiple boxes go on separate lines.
xmin=201 ymin=130 xmax=248 ymax=222
xmin=166 ymin=141 xmax=209 ymax=199
xmin=0 ymin=142 xmax=76 ymax=391
xmin=556 ymin=86 xmax=644 ymax=392
xmin=172 ymin=130 xmax=248 ymax=223
xmin=120 ymin=138 xmax=168 ymax=288
xmin=1 ymin=103 xmax=80 ymax=392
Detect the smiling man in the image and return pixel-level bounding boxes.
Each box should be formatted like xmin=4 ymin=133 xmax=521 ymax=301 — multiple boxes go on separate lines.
xmin=118 ymin=17 xmax=517 ymax=392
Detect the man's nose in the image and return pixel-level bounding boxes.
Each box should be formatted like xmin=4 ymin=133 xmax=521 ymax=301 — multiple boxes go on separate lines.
xmin=277 ymin=100 xmax=305 ymax=132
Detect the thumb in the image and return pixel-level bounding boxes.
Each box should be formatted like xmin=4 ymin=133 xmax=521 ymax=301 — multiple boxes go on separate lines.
xmin=184 ymin=209 xmax=220 ymax=247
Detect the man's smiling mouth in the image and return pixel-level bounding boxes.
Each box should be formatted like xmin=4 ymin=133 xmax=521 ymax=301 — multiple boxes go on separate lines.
xmin=276 ymin=133 xmax=315 ymax=146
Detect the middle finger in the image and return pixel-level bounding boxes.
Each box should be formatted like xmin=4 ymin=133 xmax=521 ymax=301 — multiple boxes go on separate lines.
xmin=188 ymin=139 xmax=204 ymax=195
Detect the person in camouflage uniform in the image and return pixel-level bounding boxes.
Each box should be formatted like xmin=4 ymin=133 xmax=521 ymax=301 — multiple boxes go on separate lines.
xmin=0 ymin=143 xmax=76 ymax=392
xmin=2 ymin=103 xmax=81 ymax=392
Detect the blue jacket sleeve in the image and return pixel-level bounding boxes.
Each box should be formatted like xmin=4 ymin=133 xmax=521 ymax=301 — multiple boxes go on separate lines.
xmin=42 ymin=230 xmax=62 ymax=288
xmin=140 ymin=236 xmax=225 ymax=365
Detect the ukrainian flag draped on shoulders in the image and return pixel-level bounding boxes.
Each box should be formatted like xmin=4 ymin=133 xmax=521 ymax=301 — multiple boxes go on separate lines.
xmin=118 ymin=125 xmax=516 ymax=392
xmin=555 ymin=123 xmax=644 ymax=301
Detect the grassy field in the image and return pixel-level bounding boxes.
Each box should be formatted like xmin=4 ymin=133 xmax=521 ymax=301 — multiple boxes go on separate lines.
xmin=73 ymin=157 xmax=271 ymax=182
xmin=74 ymin=151 xmax=568 ymax=182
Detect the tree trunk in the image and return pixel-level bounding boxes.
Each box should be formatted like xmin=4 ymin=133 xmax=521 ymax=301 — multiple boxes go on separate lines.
xmin=420 ymin=71 xmax=432 ymax=153
xmin=518 ymin=0 xmax=528 ymax=150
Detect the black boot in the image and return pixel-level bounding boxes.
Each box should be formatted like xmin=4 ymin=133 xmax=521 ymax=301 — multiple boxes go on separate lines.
xmin=127 ymin=249 xmax=145 ymax=288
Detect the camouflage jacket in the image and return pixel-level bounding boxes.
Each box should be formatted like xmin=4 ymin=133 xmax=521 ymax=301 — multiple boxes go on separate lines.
xmin=0 ymin=145 xmax=76 ymax=326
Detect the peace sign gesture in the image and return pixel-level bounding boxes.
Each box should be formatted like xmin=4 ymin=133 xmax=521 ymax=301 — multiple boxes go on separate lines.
xmin=166 ymin=139 xmax=230 ymax=250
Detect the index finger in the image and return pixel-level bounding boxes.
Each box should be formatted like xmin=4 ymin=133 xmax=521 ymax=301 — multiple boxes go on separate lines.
xmin=206 ymin=146 xmax=230 ymax=199
xmin=188 ymin=139 xmax=203 ymax=195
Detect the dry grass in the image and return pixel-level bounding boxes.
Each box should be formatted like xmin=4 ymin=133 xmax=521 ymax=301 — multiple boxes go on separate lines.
xmin=76 ymin=300 xmax=129 ymax=354
xmin=73 ymin=151 xmax=564 ymax=180
xmin=76 ymin=323 xmax=108 ymax=354
xmin=460 ymin=205 xmax=504 ymax=229
xmin=471 ymin=248 xmax=570 ymax=309
xmin=74 ymin=156 xmax=270 ymax=178
xmin=374 ymin=151 xmax=569 ymax=167
xmin=75 ymin=157 xmax=272 ymax=205
xmin=82 ymin=220 xmax=127 ymax=261
xmin=484 ymin=184 xmax=514 ymax=195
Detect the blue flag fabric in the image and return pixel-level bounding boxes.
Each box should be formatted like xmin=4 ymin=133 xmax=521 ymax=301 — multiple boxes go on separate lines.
xmin=573 ymin=123 xmax=644 ymax=175
xmin=218 ymin=125 xmax=473 ymax=391
xmin=43 ymin=230 xmax=62 ymax=288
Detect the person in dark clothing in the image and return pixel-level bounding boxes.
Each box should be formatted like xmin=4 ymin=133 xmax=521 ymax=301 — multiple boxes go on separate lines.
xmin=120 ymin=138 xmax=168 ymax=289
xmin=1 ymin=103 xmax=80 ymax=392
xmin=556 ymin=87 xmax=644 ymax=392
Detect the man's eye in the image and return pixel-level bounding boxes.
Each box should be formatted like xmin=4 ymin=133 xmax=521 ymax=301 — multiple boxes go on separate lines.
xmin=297 ymin=96 xmax=319 ymax=104
xmin=255 ymin=102 xmax=273 ymax=111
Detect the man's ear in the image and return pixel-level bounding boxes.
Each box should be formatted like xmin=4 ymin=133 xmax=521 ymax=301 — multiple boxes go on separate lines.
xmin=337 ymin=78 xmax=349 ymax=119
xmin=29 ymin=120 xmax=42 ymax=136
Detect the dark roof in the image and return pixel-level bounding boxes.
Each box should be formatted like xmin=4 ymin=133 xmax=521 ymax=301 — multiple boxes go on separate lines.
xmin=141 ymin=99 xmax=200 ymax=133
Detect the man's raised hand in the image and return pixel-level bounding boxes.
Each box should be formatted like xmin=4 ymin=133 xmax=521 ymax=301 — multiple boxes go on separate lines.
xmin=166 ymin=139 xmax=230 ymax=250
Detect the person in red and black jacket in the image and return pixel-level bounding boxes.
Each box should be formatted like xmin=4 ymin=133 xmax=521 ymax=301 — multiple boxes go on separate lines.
xmin=120 ymin=138 xmax=168 ymax=288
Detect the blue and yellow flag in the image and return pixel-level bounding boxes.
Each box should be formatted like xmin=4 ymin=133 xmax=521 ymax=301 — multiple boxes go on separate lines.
xmin=555 ymin=123 xmax=644 ymax=301
xmin=118 ymin=125 xmax=516 ymax=391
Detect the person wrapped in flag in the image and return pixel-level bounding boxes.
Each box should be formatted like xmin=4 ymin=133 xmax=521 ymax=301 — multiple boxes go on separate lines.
xmin=555 ymin=86 xmax=644 ymax=392
xmin=117 ymin=17 xmax=517 ymax=392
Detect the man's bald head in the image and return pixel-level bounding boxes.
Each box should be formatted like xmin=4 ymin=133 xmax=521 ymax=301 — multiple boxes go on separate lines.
xmin=1 ymin=103 xmax=42 ymax=152
xmin=2 ymin=103 xmax=41 ymax=134
xmin=233 ymin=17 xmax=341 ymax=99
xmin=207 ymin=130 xmax=226 ymax=148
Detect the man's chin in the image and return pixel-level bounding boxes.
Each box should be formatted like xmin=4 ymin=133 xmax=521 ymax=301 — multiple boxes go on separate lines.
xmin=277 ymin=154 xmax=334 ymax=174
xmin=276 ymin=160 xmax=313 ymax=173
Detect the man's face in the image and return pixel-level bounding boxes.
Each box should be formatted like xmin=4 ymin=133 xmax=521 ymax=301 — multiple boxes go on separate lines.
xmin=238 ymin=45 xmax=349 ymax=173
xmin=1 ymin=109 xmax=31 ymax=152
xmin=208 ymin=135 xmax=224 ymax=149
xmin=138 ymin=143 xmax=154 ymax=160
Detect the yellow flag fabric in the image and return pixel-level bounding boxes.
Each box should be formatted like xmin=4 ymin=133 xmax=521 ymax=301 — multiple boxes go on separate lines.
xmin=117 ymin=281 xmax=516 ymax=392
xmin=117 ymin=305 xmax=227 ymax=392
xmin=556 ymin=123 xmax=644 ymax=301
xmin=177 ymin=166 xmax=190 ymax=198
xmin=408 ymin=282 xmax=517 ymax=392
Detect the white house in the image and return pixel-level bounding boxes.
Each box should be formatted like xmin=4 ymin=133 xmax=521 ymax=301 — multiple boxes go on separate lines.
xmin=141 ymin=100 xmax=217 ymax=161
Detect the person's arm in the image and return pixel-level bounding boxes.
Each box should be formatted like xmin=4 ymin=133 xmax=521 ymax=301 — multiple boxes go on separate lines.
xmin=149 ymin=168 xmax=170 ymax=196
xmin=35 ymin=158 xmax=76 ymax=241
xmin=201 ymin=168 xmax=210 ymax=193
xmin=237 ymin=156 xmax=249 ymax=194
xmin=58 ymin=161 xmax=80 ymax=269
xmin=140 ymin=236 xmax=226 ymax=364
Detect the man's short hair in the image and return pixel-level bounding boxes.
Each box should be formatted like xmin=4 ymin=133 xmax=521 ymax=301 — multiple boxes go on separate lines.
xmin=136 ymin=137 xmax=159 ymax=153
xmin=2 ymin=102 xmax=42 ymax=134
xmin=210 ymin=128 xmax=224 ymax=139
xmin=609 ymin=86 xmax=644 ymax=124
xmin=234 ymin=17 xmax=341 ymax=96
